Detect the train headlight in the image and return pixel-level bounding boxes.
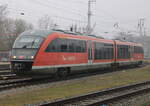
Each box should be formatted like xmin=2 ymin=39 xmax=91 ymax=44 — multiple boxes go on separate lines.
xmin=31 ymin=56 xmax=34 ymax=59
xmin=13 ymin=56 xmax=16 ymax=59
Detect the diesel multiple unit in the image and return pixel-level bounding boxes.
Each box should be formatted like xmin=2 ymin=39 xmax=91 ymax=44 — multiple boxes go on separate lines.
xmin=10 ymin=30 xmax=144 ymax=77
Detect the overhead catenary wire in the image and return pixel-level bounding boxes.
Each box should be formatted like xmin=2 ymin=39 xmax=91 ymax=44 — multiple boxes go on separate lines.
xmin=3 ymin=5 xmax=87 ymax=23
xmin=0 ymin=1 xmax=88 ymax=30
xmin=42 ymin=0 xmax=87 ymax=15
xmin=6 ymin=5 xmax=140 ymax=34
xmin=30 ymin=0 xmax=87 ymax=18
xmin=1 ymin=1 xmax=148 ymax=35
xmin=1 ymin=1 xmax=133 ymax=26
xmin=60 ymin=0 xmax=87 ymax=5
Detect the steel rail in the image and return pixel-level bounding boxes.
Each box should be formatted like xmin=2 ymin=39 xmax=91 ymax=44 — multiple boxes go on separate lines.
xmin=38 ymin=81 xmax=150 ymax=106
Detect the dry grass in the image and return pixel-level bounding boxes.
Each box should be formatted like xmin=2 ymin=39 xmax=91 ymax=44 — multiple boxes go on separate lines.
xmin=144 ymin=59 xmax=150 ymax=63
xmin=0 ymin=65 xmax=150 ymax=106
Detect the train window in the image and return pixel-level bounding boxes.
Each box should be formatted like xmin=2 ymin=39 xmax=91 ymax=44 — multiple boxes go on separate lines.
xmin=60 ymin=45 xmax=67 ymax=52
xmin=14 ymin=36 xmax=44 ymax=49
xmin=134 ymin=46 xmax=144 ymax=54
xmin=60 ymin=39 xmax=68 ymax=52
xmin=75 ymin=40 xmax=82 ymax=52
xmin=68 ymin=40 xmax=75 ymax=52
xmin=141 ymin=47 xmax=144 ymax=53
xmin=45 ymin=38 xmax=86 ymax=53
xmin=45 ymin=39 xmax=58 ymax=52
xmin=117 ymin=45 xmax=130 ymax=59
xmin=94 ymin=42 xmax=114 ymax=60
xmin=77 ymin=40 xmax=86 ymax=52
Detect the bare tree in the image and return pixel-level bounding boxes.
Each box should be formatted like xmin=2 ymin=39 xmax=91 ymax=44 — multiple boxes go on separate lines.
xmin=0 ymin=5 xmax=8 ymax=33
xmin=0 ymin=5 xmax=10 ymax=50
xmin=0 ymin=18 xmax=33 ymax=49
xmin=0 ymin=18 xmax=15 ymax=49
xmin=6 ymin=19 xmax=33 ymax=49
xmin=0 ymin=5 xmax=8 ymax=21
xmin=0 ymin=5 xmax=34 ymax=50
xmin=14 ymin=19 xmax=33 ymax=35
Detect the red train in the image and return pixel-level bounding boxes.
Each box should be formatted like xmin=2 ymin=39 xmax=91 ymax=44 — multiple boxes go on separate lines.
xmin=10 ymin=30 xmax=144 ymax=77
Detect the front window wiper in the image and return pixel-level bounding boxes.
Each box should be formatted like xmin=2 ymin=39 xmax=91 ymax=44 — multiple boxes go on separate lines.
xmin=22 ymin=43 xmax=32 ymax=48
xmin=31 ymin=40 xmax=35 ymax=48
xmin=22 ymin=45 xmax=27 ymax=48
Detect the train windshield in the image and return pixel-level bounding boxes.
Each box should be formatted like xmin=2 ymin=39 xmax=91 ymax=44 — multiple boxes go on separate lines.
xmin=13 ymin=36 xmax=44 ymax=49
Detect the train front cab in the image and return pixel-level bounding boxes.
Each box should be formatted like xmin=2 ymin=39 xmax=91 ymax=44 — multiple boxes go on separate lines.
xmin=10 ymin=30 xmax=52 ymax=74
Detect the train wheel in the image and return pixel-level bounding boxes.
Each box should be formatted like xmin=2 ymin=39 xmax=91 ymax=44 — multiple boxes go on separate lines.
xmin=57 ymin=68 xmax=69 ymax=79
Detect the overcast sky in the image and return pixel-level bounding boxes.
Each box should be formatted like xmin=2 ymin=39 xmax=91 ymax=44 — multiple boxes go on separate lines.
xmin=0 ymin=0 xmax=150 ymax=38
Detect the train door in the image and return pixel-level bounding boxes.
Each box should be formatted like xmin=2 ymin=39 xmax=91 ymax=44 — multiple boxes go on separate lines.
xmin=88 ymin=40 xmax=93 ymax=64
xmin=130 ymin=45 xmax=134 ymax=61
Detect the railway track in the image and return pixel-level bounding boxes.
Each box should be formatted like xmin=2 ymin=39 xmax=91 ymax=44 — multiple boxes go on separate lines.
xmin=0 ymin=63 xmax=149 ymax=105
xmin=0 ymin=66 xmax=14 ymax=80
xmin=0 ymin=64 xmax=10 ymax=71
xmin=0 ymin=77 xmax=32 ymax=91
xmin=0 ymin=63 xmax=149 ymax=92
xmin=0 ymin=75 xmax=57 ymax=91
xmin=37 ymin=81 xmax=150 ymax=106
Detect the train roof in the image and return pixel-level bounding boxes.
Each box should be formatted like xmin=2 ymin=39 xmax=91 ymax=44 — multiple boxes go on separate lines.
xmin=52 ymin=31 xmax=114 ymax=44
xmin=20 ymin=30 xmax=52 ymax=37
xmin=115 ymin=40 xmax=143 ymax=47
xmin=20 ymin=29 xmax=143 ymax=47
xmin=52 ymin=29 xmax=143 ymax=46
xmin=20 ymin=29 xmax=105 ymax=40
